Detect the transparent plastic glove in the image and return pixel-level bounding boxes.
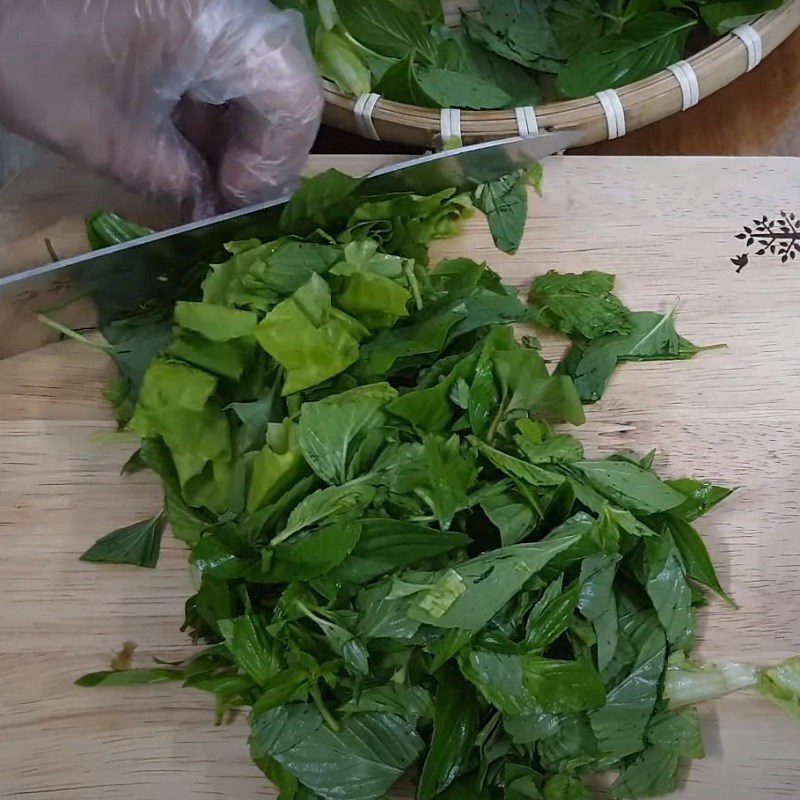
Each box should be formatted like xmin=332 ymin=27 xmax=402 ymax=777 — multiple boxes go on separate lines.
xmin=0 ymin=0 xmax=323 ymax=218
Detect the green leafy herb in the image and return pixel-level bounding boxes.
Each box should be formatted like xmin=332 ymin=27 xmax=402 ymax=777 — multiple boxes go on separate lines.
xmin=299 ymin=382 xmax=397 ymax=484
xmin=529 ymin=270 xmax=631 ymax=339
xmin=275 ymin=0 xmax=754 ymax=112
xmin=647 ymin=709 xmax=705 ymax=758
xmin=589 ymin=627 xmax=666 ymax=757
xmin=337 ymin=0 xmax=439 ymax=63
xmin=418 ymin=665 xmax=479 ymax=799
xmin=556 ymin=305 xmax=714 ymax=403
xmin=76 ymin=668 xmax=183 ymax=687
xmin=249 ymin=705 xmax=423 ymax=800
xmin=757 ymin=657 xmax=800 ymax=719
xmin=474 ymin=171 xmax=530 ymax=254
xmin=701 ymin=0 xmax=783 ymax=34
xmin=609 ymin=745 xmax=678 ymax=799
xmin=80 ymin=514 xmax=165 ymax=568
xmin=557 ymin=13 xmax=696 ymax=98
xmin=72 ymin=168 xmax=780 ymax=800
xmin=409 ymin=533 xmax=584 ymax=629
xmin=569 ymin=460 xmax=685 ymax=514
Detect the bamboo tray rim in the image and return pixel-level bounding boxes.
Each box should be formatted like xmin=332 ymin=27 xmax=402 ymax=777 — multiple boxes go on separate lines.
xmin=321 ymin=0 xmax=800 ymax=146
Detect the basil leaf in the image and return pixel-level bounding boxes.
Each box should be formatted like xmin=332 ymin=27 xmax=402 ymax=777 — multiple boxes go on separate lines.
xmin=609 ymin=745 xmax=678 ymax=798
xmin=418 ymin=666 xmax=479 ymax=799
xmin=646 ymin=708 xmax=705 ymax=758
xmin=218 ymin=614 xmax=283 ymax=685
xmin=328 ymin=518 xmax=469 ymax=584
xmin=666 ymin=515 xmax=733 ymax=604
xmin=299 ymin=382 xmax=397 ymax=485
xmin=267 ymin=520 xmax=363 ymax=583
xmin=667 ymin=477 xmax=735 ymax=522
xmin=569 ymin=460 xmax=685 ymax=514
xmin=340 ymin=685 xmax=434 ymax=719
xmin=643 ymin=533 xmax=694 ymax=648
xmin=589 ymin=627 xmax=666 ymax=757
xmin=337 ymin=0 xmax=438 ymax=62
xmin=558 ymin=13 xmax=696 ymax=98
xmin=80 ymin=514 xmax=165 ymax=568
xmin=474 ymin=172 xmax=529 ymax=254
xmin=526 ymin=580 xmax=582 ymax=650
xmin=701 ymin=0 xmax=782 ymax=34
xmin=249 ymin=706 xmax=423 ymax=800
xmin=76 ymin=668 xmax=183 ymax=687
xmin=409 ymin=532 xmax=585 ymax=630
xmin=529 ymin=270 xmax=632 ymax=340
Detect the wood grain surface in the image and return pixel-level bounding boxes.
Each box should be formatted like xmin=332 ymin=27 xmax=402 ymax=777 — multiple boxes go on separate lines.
xmin=1 ymin=155 xmax=800 ymax=799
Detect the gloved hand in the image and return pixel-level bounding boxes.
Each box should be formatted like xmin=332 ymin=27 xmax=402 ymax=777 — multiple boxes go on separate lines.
xmin=0 ymin=0 xmax=323 ymax=218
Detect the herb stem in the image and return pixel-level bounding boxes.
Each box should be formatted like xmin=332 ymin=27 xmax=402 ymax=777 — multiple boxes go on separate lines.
xmin=286 ymin=393 xmax=302 ymax=419
xmin=694 ymin=343 xmax=728 ymax=353
xmin=310 ymin=685 xmax=341 ymax=732
xmin=607 ymin=0 xmax=626 ymax=32
xmin=486 ymin=398 xmax=509 ymax=444
xmin=404 ymin=263 xmax=424 ymax=311
xmin=37 ymin=314 xmax=113 ymax=353
xmin=270 ymin=528 xmax=293 ymax=545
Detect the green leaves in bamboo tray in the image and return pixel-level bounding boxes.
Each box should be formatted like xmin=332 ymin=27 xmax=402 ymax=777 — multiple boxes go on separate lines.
xmin=556 ymin=13 xmax=696 ymax=97
xmin=72 ymin=168 xmax=799 ymax=800
xmin=274 ymin=0 xmax=784 ymax=105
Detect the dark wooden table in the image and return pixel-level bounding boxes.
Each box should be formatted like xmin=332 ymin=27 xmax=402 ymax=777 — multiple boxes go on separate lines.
xmin=315 ymin=30 xmax=800 ymax=158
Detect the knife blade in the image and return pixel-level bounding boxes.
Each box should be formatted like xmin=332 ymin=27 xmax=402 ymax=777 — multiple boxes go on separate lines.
xmin=0 ymin=131 xmax=578 ymax=358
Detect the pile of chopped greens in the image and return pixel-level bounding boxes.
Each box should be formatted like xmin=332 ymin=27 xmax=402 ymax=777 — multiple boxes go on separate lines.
xmin=275 ymin=0 xmax=785 ymax=107
xmin=71 ymin=169 xmax=800 ymax=800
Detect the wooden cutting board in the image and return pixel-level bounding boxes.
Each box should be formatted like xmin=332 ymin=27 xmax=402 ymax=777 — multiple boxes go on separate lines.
xmin=1 ymin=155 xmax=799 ymax=800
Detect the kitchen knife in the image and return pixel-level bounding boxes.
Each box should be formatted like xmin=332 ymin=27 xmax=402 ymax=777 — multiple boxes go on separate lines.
xmin=0 ymin=131 xmax=578 ymax=358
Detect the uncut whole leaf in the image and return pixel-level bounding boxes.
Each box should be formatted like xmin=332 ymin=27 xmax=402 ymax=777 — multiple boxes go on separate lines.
xmin=557 ymin=13 xmax=696 ymax=98
xmin=377 ymin=55 xmax=519 ymax=110
xmin=701 ymin=0 xmax=783 ymax=33
xmin=70 ymin=167 xmax=791 ymax=800
xmin=477 ymin=0 xmax=566 ymax=68
xmin=452 ymin=30 xmax=543 ymax=105
xmin=336 ymin=0 xmax=439 ymax=63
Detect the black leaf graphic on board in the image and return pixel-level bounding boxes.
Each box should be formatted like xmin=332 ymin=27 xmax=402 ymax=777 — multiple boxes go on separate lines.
xmin=731 ymin=254 xmax=749 ymax=272
xmin=733 ymin=211 xmax=800 ymax=272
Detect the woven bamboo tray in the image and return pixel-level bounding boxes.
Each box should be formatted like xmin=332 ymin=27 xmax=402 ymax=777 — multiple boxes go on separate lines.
xmin=322 ymin=0 xmax=800 ymax=147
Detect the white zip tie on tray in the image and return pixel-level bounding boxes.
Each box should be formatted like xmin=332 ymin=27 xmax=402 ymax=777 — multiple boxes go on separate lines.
xmin=353 ymin=93 xmax=381 ymax=141
xmin=595 ymin=89 xmax=626 ymax=140
xmin=732 ymin=24 xmax=763 ymax=71
xmin=514 ymin=106 xmax=539 ymax=138
xmin=439 ymin=108 xmax=463 ymax=146
xmin=667 ymin=60 xmax=700 ymax=110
